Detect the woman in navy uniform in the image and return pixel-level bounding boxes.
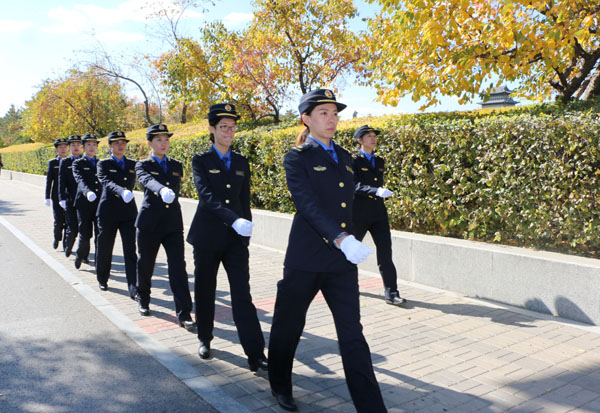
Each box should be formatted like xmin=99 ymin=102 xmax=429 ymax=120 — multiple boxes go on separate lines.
xmin=95 ymin=131 xmax=138 ymax=297
xmin=45 ymin=138 xmax=69 ymax=250
xmin=58 ymin=135 xmax=83 ymax=257
xmin=72 ymin=133 xmax=102 ymax=269
xmin=186 ymin=103 xmax=267 ymax=371
xmin=352 ymin=125 xmax=406 ymax=306
xmin=135 ymin=123 xmax=194 ymax=330
xmin=268 ymin=90 xmax=387 ymax=412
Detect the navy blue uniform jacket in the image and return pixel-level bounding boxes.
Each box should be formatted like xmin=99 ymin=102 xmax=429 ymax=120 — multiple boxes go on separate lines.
xmin=186 ymin=147 xmax=251 ymax=247
xmin=135 ymin=156 xmax=184 ymax=233
xmin=96 ymin=157 xmax=138 ymax=221
xmin=283 ymin=139 xmax=356 ymax=273
xmin=58 ymin=157 xmax=78 ymax=206
xmin=73 ymin=157 xmax=102 ymax=209
xmin=352 ymin=152 xmax=387 ymax=221
xmin=45 ymin=157 xmax=61 ymax=201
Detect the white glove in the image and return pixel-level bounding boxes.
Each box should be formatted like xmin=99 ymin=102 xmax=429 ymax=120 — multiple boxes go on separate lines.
xmin=340 ymin=235 xmax=374 ymax=264
xmin=44 ymin=199 xmax=51 ymax=207
xmin=86 ymin=192 xmax=97 ymax=202
xmin=232 ymin=218 xmax=254 ymax=237
xmin=376 ymin=187 xmax=393 ymax=198
xmin=159 ymin=187 xmax=176 ymax=204
xmin=121 ymin=189 xmax=134 ymax=203
xmin=59 ymin=200 xmax=67 ymax=209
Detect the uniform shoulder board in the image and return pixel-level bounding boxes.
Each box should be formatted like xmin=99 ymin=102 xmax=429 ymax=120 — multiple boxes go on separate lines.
xmin=292 ymin=143 xmax=311 ymax=152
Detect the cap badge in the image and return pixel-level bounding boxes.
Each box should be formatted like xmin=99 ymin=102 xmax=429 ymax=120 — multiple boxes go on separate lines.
xmin=160 ymin=124 xmax=165 ymax=130
xmin=225 ymin=104 xmax=232 ymax=111
xmin=324 ymin=90 xmax=333 ymax=98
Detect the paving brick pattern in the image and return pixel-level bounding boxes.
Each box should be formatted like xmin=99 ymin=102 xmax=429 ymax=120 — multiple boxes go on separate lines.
xmin=2 ymin=178 xmax=600 ymax=412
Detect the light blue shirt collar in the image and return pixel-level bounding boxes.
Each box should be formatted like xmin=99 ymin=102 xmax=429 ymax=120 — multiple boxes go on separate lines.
xmin=307 ymin=136 xmax=333 ymax=150
xmin=360 ymin=149 xmax=374 ymax=161
xmin=212 ymin=145 xmax=231 ymax=160
xmin=151 ymin=154 xmax=167 ymax=163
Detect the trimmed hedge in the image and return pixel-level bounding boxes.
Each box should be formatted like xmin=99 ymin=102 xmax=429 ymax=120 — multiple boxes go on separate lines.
xmin=3 ymin=107 xmax=600 ymax=258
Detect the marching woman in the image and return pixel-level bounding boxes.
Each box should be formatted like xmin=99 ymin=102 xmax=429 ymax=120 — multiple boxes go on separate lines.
xmin=72 ymin=133 xmax=101 ymax=269
xmin=268 ymin=89 xmax=387 ymax=412
xmin=352 ymin=125 xmax=406 ymax=306
xmin=186 ymin=103 xmax=267 ymax=371
xmin=95 ymin=131 xmax=138 ymax=297
xmin=134 ymin=123 xmax=194 ymax=330
xmin=45 ymin=138 xmax=69 ymax=250
xmin=58 ymin=135 xmax=83 ymax=257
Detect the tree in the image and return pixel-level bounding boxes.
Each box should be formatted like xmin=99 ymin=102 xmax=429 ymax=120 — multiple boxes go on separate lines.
xmin=0 ymin=105 xmax=26 ymax=146
xmin=83 ymin=42 xmax=161 ymax=126
xmin=360 ymin=0 xmax=600 ymax=109
xmin=23 ymin=68 xmax=128 ymax=142
xmin=250 ymin=0 xmax=361 ymax=95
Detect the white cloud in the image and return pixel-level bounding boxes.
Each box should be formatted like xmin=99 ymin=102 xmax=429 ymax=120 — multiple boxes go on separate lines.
xmin=43 ymin=0 xmax=204 ymax=34
xmin=95 ymin=30 xmax=145 ymax=43
xmin=223 ymin=12 xmax=253 ymax=28
xmin=0 ymin=19 xmax=34 ymax=33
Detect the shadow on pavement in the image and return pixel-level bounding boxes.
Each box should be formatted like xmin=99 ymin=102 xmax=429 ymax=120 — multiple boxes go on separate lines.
xmin=0 ymin=332 xmax=216 ymax=413
xmin=0 ymin=199 xmax=29 ymax=216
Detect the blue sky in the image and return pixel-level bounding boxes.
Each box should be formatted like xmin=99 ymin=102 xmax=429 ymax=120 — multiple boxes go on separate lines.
xmin=1 ymin=0 xmax=491 ymax=120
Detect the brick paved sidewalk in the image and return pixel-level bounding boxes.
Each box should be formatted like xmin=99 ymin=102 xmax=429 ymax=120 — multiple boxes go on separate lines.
xmin=2 ymin=178 xmax=600 ymax=412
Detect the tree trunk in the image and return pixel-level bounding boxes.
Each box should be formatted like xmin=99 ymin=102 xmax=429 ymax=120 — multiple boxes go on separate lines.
xmin=582 ymin=68 xmax=600 ymax=100
xmin=180 ymin=102 xmax=187 ymax=124
xmin=143 ymin=99 xmax=151 ymax=126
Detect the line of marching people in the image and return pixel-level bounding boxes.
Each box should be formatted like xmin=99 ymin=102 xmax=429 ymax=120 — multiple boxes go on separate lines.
xmin=44 ymin=92 xmax=407 ymax=412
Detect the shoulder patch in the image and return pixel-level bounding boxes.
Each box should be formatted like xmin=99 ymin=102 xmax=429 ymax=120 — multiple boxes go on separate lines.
xmin=292 ymin=143 xmax=311 ymax=152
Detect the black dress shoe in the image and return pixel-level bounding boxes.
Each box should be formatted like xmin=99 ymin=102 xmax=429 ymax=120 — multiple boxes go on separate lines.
xmin=385 ymin=291 xmax=407 ymax=306
xmin=98 ymin=283 xmax=108 ymax=291
xmin=198 ymin=341 xmax=211 ymax=359
xmin=82 ymin=257 xmax=89 ymax=264
xmin=53 ymin=240 xmax=59 ymax=249
xmin=74 ymin=257 xmax=82 ymax=269
xmin=138 ymin=302 xmax=150 ymax=316
xmin=271 ymin=390 xmax=298 ymax=411
xmin=179 ymin=320 xmax=196 ymax=331
xmin=65 ymin=247 xmax=72 ymax=258
xmin=248 ymin=355 xmax=268 ymax=372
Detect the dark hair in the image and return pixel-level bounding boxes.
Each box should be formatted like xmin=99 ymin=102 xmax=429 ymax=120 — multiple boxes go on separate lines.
xmin=208 ymin=117 xmax=236 ymax=143
xmin=295 ymin=107 xmax=314 ymax=146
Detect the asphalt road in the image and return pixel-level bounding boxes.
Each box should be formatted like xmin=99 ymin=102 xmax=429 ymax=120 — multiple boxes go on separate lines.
xmin=0 ymin=223 xmax=217 ymax=412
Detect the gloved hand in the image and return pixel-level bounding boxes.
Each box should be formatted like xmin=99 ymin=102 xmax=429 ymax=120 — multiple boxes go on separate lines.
xmin=340 ymin=235 xmax=374 ymax=264
xmin=86 ymin=191 xmax=97 ymax=202
xmin=59 ymin=200 xmax=67 ymax=209
xmin=376 ymin=187 xmax=393 ymax=198
xmin=232 ymin=218 xmax=254 ymax=237
xmin=121 ymin=189 xmax=134 ymax=203
xmin=159 ymin=187 xmax=176 ymax=204
xmin=44 ymin=199 xmax=51 ymax=207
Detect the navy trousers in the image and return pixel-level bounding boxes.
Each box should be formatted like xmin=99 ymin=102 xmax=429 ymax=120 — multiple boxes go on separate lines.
xmin=268 ymin=267 xmax=387 ymax=413
xmin=96 ymin=217 xmax=137 ymax=297
xmin=136 ymin=228 xmax=193 ymax=321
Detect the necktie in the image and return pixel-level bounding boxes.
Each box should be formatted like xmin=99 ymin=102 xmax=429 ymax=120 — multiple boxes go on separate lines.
xmin=90 ymin=158 xmax=96 ymax=168
xmin=222 ymin=156 xmax=230 ymax=170
xmin=160 ymin=160 xmax=167 ymax=174
xmin=370 ymin=157 xmax=375 ymax=169
xmin=326 ymin=148 xmax=338 ymax=164
xmin=118 ymin=159 xmax=125 ymax=170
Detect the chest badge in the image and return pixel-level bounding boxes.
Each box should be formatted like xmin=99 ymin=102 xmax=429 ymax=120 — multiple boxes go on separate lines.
xmin=346 ymin=165 xmax=354 ymax=173
xmin=150 ymin=171 xmax=159 ymax=175
xmin=109 ymin=169 xmax=117 ymax=173
xmin=209 ymin=169 xmax=221 ymax=174
xmin=172 ymin=172 xmax=180 ymax=176
xmin=313 ymin=166 xmax=327 ymax=172
xmin=235 ymin=170 xmax=245 ymax=176
xmin=361 ymin=167 xmax=368 ymax=171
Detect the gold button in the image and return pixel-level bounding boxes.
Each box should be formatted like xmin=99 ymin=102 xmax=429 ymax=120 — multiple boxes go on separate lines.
xmin=95 ymin=181 xmax=98 ymax=184
xmin=154 ymin=192 xmax=158 ymax=195
xmin=166 ymin=205 xmax=169 ymax=208
xmin=374 ymin=177 xmax=378 ymax=181
xmin=124 ymin=177 xmax=127 ymax=181
xmin=339 ymin=182 xmax=344 ymax=187
xmin=341 ymin=202 xmax=347 ymax=208
xmin=226 ymin=184 xmax=231 ymax=189
xmin=166 ymin=182 xmax=170 ymax=185
xmin=323 ymin=237 xmax=329 ymax=244
xmin=341 ymin=222 xmax=347 ymax=228
xmin=225 ymin=199 xmax=230 ymax=204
